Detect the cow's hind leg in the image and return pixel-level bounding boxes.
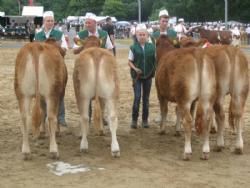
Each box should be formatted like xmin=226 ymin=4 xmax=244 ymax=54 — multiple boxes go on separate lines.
xmin=106 ymin=99 xmax=120 ymax=157
xmin=213 ymin=97 xmax=225 ymax=152
xmin=46 ymin=98 xmax=59 ymax=159
xmin=197 ymin=103 xmax=213 ymax=160
xmin=180 ymin=104 xmax=192 ymax=160
xmin=229 ymin=97 xmax=246 ymax=154
xmin=79 ymin=98 xmax=90 ymax=153
xmin=159 ymin=96 xmax=168 ymax=135
xmin=19 ymin=96 xmax=32 ymax=160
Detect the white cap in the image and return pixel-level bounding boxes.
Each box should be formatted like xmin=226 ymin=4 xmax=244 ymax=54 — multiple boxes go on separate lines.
xmin=159 ymin=9 xmax=169 ymax=17
xmin=178 ymin=18 xmax=184 ymax=22
xmin=136 ymin=23 xmax=147 ymax=32
xmin=43 ymin=11 xmax=54 ymax=18
xmin=85 ymin=12 xmax=96 ymax=21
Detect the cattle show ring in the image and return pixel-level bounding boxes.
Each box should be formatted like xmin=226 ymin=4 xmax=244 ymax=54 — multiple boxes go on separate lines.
xmin=1 ymin=37 xmax=250 ymax=187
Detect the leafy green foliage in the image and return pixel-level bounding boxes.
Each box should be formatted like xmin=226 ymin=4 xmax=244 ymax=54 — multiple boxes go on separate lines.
xmin=0 ymin=0 xmax=249 ymax=22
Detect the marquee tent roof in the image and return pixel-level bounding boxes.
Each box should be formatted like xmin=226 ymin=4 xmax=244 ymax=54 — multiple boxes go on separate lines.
xmin=22 ymin=6 xmax=44 ymax=17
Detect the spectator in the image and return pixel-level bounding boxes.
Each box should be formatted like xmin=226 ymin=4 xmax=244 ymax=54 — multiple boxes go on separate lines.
xmin=35 ymin=11 xmax=68 ymax=129
xmin=102 ymin=16 xmax=116 ymax=56
xmin=28 ymin=21 xmax=36 ymax=42
xmin=174 ymin=18 xmax=189 ymax=40
xmin=128 ymin=23 xmax=156 ymax=129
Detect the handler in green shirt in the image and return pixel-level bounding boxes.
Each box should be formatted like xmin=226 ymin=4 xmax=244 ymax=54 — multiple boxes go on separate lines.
xmin=73 ymin=12 xmax=113 ymax=54
xmin=151 ymin=9 xmax=178 ymax=123
xmin=35 ymin=11 xmax=68 ymax=129
xmin=151 ymin=9 xmax=177 ymax=45
xmin=128 ymin=24 xmax=156 ymax=129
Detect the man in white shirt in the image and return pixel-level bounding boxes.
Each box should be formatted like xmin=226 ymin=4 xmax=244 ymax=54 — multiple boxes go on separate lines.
xmin=35 ymin=11 xmax=68 ymax=51
xmin=174 ymin=18 xmax=188 ymax=40
xmin=73 ymin=12 xmax=113 ymax=54
xmin=34 ymin=11 xmax=68 ymax=129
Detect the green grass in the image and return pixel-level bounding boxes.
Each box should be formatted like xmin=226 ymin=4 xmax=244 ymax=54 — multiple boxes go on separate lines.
xmin=116 ymin=38 xmax=133 ymax=46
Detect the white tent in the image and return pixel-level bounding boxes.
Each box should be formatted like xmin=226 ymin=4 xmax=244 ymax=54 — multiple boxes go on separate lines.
xmin=22 ymin=6 xmax=44 ymax=17
xmin=0 ymin=12 xmax=5 ymax=17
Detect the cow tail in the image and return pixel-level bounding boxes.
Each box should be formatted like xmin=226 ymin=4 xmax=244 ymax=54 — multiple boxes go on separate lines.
xmin=31 ymin=50 xmax=42 ymax=137
xmin=194 ymin=52 xmax=204 ymax=135
xmin=93 ymin=95 xmax=103 ymax=135
xmin=195 ymin=53 xmax=216 ymax=135
xmin=93 ymin=56 xmax=104 ymax=135
xmin=195 ymin=102 xmax=203 ymax=135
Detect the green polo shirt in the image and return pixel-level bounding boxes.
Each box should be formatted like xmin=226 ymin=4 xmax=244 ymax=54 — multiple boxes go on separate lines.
xmin=34 ymin=28 xmax=63 ymax=41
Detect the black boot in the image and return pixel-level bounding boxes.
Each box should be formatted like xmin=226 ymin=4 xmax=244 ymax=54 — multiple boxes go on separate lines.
xmin=130 ymin=120 xmax=138 ymax=129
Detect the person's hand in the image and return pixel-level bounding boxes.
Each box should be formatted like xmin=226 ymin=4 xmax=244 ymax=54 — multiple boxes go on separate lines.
xmin=134 ymin=67 xmax=142 ymax=74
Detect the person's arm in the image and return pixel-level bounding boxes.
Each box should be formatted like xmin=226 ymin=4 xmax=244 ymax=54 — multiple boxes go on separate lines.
xmin=109 ymin=25 xmax=115 ymax=46
xmin=128 ymin=49 xmax=142 ymax=73
xmin=72 ymin=35 xmax=84 ymax=54
xmin=61 ymin=34 xmax=68 ymax=52
xmin=105 ymin=35 xmax=114 ymax=52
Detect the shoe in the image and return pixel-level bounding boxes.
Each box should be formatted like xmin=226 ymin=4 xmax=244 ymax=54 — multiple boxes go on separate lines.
xmin=103 ymin=118 xmax=108 ymax=126
xmin=130 ymin=121 xmax=137 ymax=129
xmin=142 ymin=122 xmax=149 ymax=128
xmin=59 ymin=121 xmax=67 ymax=127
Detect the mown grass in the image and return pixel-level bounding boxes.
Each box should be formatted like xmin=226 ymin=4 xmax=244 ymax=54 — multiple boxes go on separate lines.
xmin=116 ymin=38 xmax=133 ymax=46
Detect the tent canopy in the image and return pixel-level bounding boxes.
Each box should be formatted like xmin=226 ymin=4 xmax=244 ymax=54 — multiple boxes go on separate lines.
xmin=22 ymin=6 xmax=44 ymax=17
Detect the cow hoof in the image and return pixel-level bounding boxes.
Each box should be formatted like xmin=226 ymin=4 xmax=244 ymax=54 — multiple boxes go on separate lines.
xmin=56 ymin=132 xmax=62 ymax=137
xmin=38 ymin=131 xmax=46 ymax=139
xmin=50 ymin=152 xmax=59 ymax=160
xmin=201 ymin=152 xmax=209 ymax=160
xmin=23 ymin=153 xmax=32 ymax=160
xmin=183 ymin=153 xmax=192 ymax=161
xmin=112 ymin=150 xmax=120 ymax=158
xmin=213 ymin=146 xmax=224 ymax=152
xmin=231 ymin=130 xmax=236 ymax=135
xmin=95 ymin=130 xmax=105 ymax=136
xmin=174 ymin=131 xmax=181 ymax=137
xmin=80 ymin=148 xmax=88 ymax=153
xmin=234 ymin=148 xmax=243 ymax=155
xmin=158 ymin=130 xmax=166 ymax=135
xmin=210 ymin=127 xmax=217 ymax=134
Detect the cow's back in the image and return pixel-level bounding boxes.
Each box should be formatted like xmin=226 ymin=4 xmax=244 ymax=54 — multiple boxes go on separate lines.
xmin=15 ymin=42 xmax=67 ymax=99
xmin=73 ymin=47 xmax=118 ymax=100
xmin=156 ymin=47 xmax=200 ymax=102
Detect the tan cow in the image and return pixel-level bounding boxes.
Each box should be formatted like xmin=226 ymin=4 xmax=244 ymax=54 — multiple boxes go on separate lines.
xmin=203 ymin=45 xmax=249 ymax=154
xmin=156 ymin=35 xmax=217 ymax=160
xmin=73 ymin=36 xmax=120 ymax=157
xmin=156 ymin=36 xmax=249 ymax=157
xmin=14 ymin=40 xmax=67 ymax=160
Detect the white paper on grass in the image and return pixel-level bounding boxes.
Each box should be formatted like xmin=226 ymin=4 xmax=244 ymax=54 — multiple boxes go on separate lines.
xmin=47 ymin=161 xmax=92 ymax=176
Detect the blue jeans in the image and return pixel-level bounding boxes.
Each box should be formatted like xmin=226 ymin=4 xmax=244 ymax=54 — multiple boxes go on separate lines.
xmin=58 ymin=97 xmax=66 ymax=125
xmin=42 ymin=97 xmax=66 ymax=126
xmin=132 ymin=78 xmax=152 ymax=122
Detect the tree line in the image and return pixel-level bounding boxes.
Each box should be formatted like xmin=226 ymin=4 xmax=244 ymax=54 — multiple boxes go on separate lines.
xmin=0 ymin=0 xmax=250 ymax=23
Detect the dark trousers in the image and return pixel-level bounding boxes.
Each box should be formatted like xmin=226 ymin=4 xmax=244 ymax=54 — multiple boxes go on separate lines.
xmin=248 ymin=34 xmax=250 ymax=45
xmin=112 ymin=47 xmax=116 ymax=56
xmin=29 ymin=33 xmax=35 ymax=42
xmin=41 ymin=96 xmax=66 ymax=125
xmin=132 ymin=78 xmax=152 ymax=122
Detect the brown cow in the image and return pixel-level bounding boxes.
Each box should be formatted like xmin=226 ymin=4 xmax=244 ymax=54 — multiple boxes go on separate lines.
xmin=203 ymin=45 xmax=249 ymax=154
xmin=157 ymin=36 xmax=249 ymax=156
xmin=14 ymin=41 xmax=67 ymax=160
xmin=179 ymin=37 xmax=208 ymax=48
xmin=73 ymin=36 xmax=120 ymax=157
xmin=156 ymin=35 xmax=217 ymax=160
xmin=189 ymin=26 xmax=232 ymax=45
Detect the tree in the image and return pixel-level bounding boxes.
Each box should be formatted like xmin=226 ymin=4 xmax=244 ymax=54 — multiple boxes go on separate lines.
xmin=103 ymin=0 xmax=126 ymax=20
